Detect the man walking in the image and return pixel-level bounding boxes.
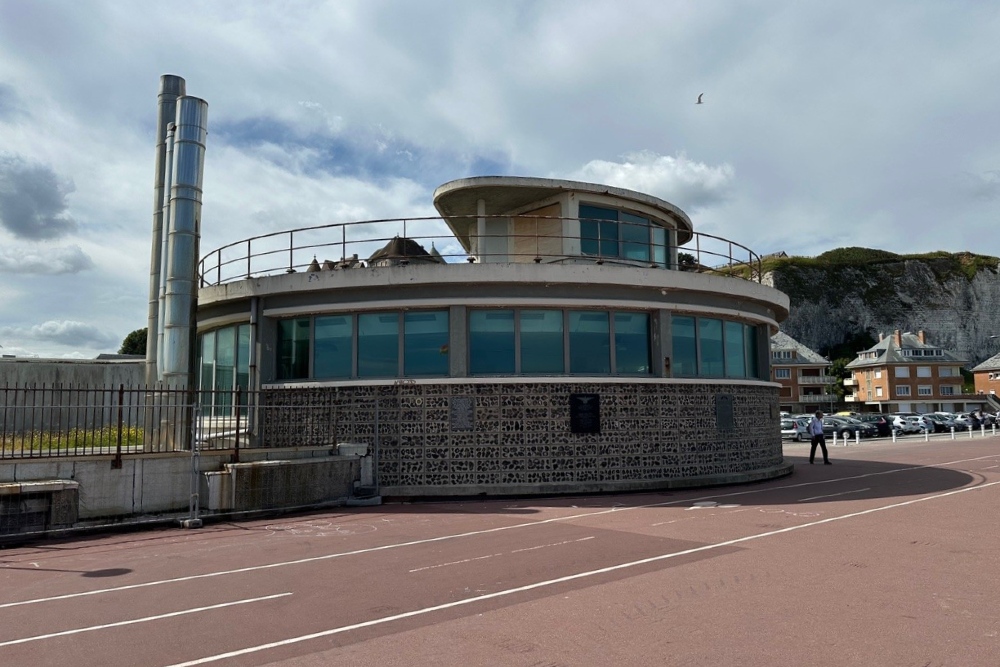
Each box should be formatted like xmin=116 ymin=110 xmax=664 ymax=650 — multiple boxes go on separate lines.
xmin=809 ymin=410 xmax=832 ymax=465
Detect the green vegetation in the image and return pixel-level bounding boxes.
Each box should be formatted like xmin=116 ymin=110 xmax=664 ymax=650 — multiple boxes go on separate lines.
xmin=1 ymin=426 xmax=144 ymax=454
xmin=119 ymin=328 xmax=148 ymax=355
xmin=761 ymin=248 xmax=999 ymax=281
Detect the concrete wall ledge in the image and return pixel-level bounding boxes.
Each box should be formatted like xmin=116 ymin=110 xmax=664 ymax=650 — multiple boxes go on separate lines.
xmin=0 ymin=479 xmax=80 ymax=495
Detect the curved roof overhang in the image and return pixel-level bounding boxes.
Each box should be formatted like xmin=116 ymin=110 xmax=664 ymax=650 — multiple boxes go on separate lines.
xmin=433 ymin=176 xmax=694 ymax=250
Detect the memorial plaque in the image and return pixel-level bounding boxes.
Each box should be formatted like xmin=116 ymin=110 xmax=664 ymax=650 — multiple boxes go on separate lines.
xmin=715 ymin=393 xmax=734 ymax=431
xmin=570 ymin=393 xmax=601 ymax=434
xmin=450 ymin=396 xmax=475 ymax=431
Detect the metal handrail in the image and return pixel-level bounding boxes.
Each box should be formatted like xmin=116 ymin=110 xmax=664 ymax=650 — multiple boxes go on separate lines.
xmin=198 ymin=215 xmax=763 ymax=287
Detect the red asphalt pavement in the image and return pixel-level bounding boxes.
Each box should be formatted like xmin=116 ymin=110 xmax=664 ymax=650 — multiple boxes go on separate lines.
xmin=2 ymin=432 xmax=999 ymax=666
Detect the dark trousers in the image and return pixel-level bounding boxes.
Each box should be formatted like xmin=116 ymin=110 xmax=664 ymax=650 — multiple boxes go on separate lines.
xmin=810 ymin=434 xmax=829 ymax=463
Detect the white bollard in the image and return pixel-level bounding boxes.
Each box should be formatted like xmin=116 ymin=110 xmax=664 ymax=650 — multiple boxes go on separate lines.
xmin=892 ymin=429 xmax=897 ymax=443
xmin=924 ymin=429 xmax=929 ymax=442
xmin=969 ymin=425 xmax=974 ymax=439
xmin=982 ymin=425 xmax=987 ymax=437
xmin=951 ymin=426 xmax=955 ymax=440
xmin=855 ymin=431 xmax=860 ymax=446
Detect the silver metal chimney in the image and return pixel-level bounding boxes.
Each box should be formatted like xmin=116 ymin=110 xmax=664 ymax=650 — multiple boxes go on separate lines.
xmin=146 ymin=75 xmax=186 ymax=384
xmin=161 ymin=95 xmax=209 ymax=388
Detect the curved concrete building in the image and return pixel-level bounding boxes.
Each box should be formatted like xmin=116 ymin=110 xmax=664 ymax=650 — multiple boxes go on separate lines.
xmin=196 ymin=176 xmax=791 ymax=496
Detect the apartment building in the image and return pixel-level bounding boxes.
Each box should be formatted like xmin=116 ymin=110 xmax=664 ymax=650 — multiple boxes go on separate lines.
xmin=845 ymin=330 xmax=968 ymax=412
xmin=971 ymin=351 xmax=1000 ymax=411
xmin=770 ymin=331 xmax=833 ymax=414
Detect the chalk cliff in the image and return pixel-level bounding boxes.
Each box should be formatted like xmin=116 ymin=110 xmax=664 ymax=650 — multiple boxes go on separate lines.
xmin=762 ymin=249 xmax=1000 ymax=365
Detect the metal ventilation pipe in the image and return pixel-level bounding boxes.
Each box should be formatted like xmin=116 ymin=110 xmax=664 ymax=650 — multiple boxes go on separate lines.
xmin=161 ymin=95 xmax=209 ymax=388
xmin=156 ymin=122 xmax=176 ymax=378
xmin=146 ymin=75 xmax=186 ymax=384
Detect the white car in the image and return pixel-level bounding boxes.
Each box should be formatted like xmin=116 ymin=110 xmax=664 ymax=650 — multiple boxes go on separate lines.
xmin=781 ymin=417 xmax=810 ymax=441
xmin=889 ymin=415 xmax=920 ymax=434
xmin=904 ymin=415 xmax=933 ymax=434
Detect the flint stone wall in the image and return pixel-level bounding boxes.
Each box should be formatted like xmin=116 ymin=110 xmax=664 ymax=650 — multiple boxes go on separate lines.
xmin=260 ymin=381 xmax=787 ymax=495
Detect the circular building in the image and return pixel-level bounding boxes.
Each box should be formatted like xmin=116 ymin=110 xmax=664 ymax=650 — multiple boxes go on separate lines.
xmin=196 ymin=176 xmax=791 ymax=496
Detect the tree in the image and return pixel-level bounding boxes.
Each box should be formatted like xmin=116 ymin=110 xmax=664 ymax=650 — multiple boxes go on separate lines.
xmin=119 ymin=328 xmax=148 ymax=355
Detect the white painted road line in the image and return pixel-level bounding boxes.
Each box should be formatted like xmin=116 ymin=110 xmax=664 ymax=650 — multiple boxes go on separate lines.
xmin=164 ymin=480 xmax=1000 ymax=667
xmin=3 ymin=453 xmax=997 ymax=610
xmin=798 ymin=488 xmax=871 ymax=502
xmin=0 ymin=593 xmax=292 ymax=648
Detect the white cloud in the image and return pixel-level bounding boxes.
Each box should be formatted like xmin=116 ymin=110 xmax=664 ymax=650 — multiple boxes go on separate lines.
xmin=568 ymin=151 xmax=735 ymax=211
xmin=0 ymin=244 xmax=92 ymax=273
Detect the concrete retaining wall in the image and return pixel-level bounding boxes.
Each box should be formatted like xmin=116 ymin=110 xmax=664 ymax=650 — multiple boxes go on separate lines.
xmin=0 ymin=447 xmax=361 ymax=522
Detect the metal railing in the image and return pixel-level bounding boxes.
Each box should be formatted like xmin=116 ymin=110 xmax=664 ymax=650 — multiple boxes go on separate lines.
xmin=198 ymin=215 xmax=763 ymax=286
xmin=0 ymin=385 xmax=261 ymax=464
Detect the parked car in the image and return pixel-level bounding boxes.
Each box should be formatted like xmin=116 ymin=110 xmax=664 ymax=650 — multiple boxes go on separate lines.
xmin=858 ymin=414 xmax=893 ymax=437
xmin=922 ymin=413 xmax=956 ymax=432
xmin=889 ymin=414 xmax=921 ymax=434
xmin=823 ymin=416 xmax=873 ymax=439
xmin=904 ymin=415 xmax=933 ymax=434
xmin=781 ymin=417 xmax=810 ymax=441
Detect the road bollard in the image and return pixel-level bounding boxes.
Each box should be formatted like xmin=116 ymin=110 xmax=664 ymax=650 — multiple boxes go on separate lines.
xmin=892 ymin=429 xmax=897 ymax=443
xmin=855 ymin=431 xmax=860 ymax=446
xmin=924 ymin=429 xmax=929 ymax=442
xmin=951 ymin=426 xmax=955 ymax=440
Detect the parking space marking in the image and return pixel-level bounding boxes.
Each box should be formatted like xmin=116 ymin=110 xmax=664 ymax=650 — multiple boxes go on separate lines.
xmin=0 ymin=593 xmax=292 ymax=648
xmin=163 ymin=479 xmax=1000 ymax=667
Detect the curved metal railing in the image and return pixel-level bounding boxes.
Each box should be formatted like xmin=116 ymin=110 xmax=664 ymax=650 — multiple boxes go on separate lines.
xmin=198 ymin=215 xmax=763 ymax=286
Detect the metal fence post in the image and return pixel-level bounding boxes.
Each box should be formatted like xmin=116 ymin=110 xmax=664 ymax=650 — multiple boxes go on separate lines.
xmin=181 ymin=393 xmax=203 ymax=529
xmin=112 ymin=384 xmax=124 ymax=469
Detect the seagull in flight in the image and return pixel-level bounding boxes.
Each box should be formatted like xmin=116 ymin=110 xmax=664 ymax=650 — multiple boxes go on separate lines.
xmin=696 ymin=93 xmax=704 ymax=104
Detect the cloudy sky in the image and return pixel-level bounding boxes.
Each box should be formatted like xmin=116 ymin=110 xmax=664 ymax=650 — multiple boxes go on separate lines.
xmin=1 ymin=1 xmax=998 ymax=358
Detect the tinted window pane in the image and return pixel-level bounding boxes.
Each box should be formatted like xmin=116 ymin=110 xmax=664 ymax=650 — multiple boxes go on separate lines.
xmin=520 ymin=309 xmax=564 ymax=374
xmin=651 ymin=226 xmax=667 ymax=266
xmin=671 ymin=315 xmax=697 ymax=376
xmin=580 ymin=220 xmax=599 ymax=256
xmin=620 ymin=212 xmax=649 ymax=262
xmin=580 ymin=205 xmax=618 ymax=257
xmin=315 ymin=315 xmax=353 ymax=379
xmin=615 ymin=312 xmax=650 ymax=374
xmin=199 ymin=330 xmax=216 ymax=393
xmin=236 ymin=324 xmax=251 ymax=415
xmin=569 ymin=311 xmax=610 ymax=374
xmin=699 ymin=318 xmax=724 ymax=376
xmin=278 ymin=318 xmax=310 ymax=380
xmin=744 ymin=324 xmax=759 ymax=379
xmin=215 ymin=326 xmax=236 ymax=411
xmin=404 ymin=311 xmax=449 ymax=376
xmin=469 ymin=310 xmax=515 ymax=374
xmin=724 ymin=321 xmax=746 ymax=378
xmin=358 ymin=313 xmax=399 ymax=378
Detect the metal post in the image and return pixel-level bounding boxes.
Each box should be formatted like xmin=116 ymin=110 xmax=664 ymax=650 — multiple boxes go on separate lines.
xmin=181 ymin=394 xmax=203 ymax=528
xmin=112 ymin=384 xmax=124 ymax=469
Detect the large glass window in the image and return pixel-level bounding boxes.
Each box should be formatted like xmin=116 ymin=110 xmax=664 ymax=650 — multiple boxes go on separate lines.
xmin=699 ymin=318 xmax=725 ymax=376
xmin=569 ymin=311 xmax=610 ymax=374
xmin=278 ymin=318 xmax=310 ymax=380
xmin=724 ymin=321 xmax=746 ymax=378
xmin=197 ymin=323 xmax=252 ymax=417
xmin=469 ymin=310 xmax=515 ymax=374
xmin=744 ymin=324 xmax=759 ymax=379
xmin=671 ymin=315 xmax=697 ymax=376
xmin=358 ymin=313 xmax=399 ymax=378
xmin=520 ymin=310 xmax=564 ymax=374
xmin=614 ymin=312 xmax=650 ymax=374
xmin=579 ymin=204 xmax=668 ymax=265
xmin=315 ymin=315 xmax=353 ymax=379
xmin=404 ymin=311 xmax=449 ymax=376
xmin=671 ymin=316 xmax=761 ymax=378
